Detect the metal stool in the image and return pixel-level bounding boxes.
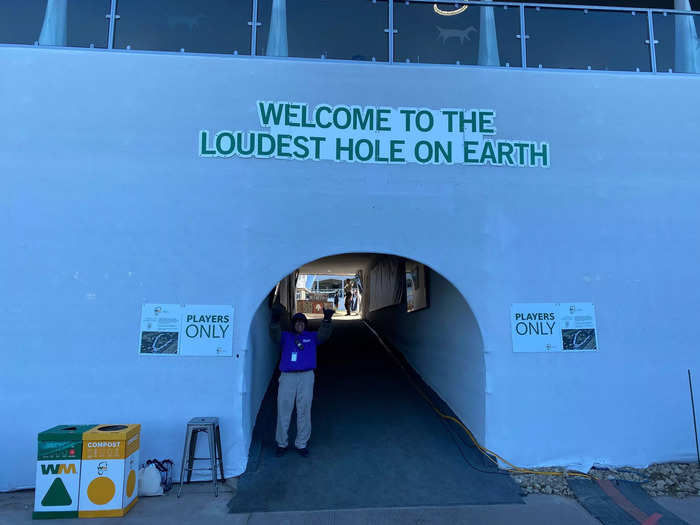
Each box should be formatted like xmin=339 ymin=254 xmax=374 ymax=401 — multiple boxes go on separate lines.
xmin=177 ymin=417 xmax=224 ymax=497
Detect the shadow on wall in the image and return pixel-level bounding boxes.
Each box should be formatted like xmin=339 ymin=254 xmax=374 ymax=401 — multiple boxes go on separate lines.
xmin=242 ymin=269 xmax=299 ymax=457
xmin=242 ymin=293 xmax=279 ymax=450
xmin=363 ymin=263 xmax=486 ymax=444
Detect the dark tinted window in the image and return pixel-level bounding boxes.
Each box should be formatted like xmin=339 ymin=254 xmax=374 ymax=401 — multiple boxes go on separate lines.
xmin=525 ymin=7 xmax=651 ymax=71
xmin=256 ymin=0 xmax=388 ymax=61
xmin=652 ymin=11 xmax=700 ymax=73
xmin=0 ymin=0 xmax=109 ymax=48
xmin=115 ymin=0 xmax=252 ymax=54
xmin=395 ymin=2 xmax=521 ymax=67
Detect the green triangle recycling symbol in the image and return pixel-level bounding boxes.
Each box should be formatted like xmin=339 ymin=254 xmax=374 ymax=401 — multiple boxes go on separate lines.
xmin=41 ymin=477 xmax=72 ymax=507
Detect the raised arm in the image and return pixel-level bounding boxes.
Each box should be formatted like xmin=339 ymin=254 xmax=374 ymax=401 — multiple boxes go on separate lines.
xmin=269 ymin=303 xmax=284 ymax=344
xmin=317 ymin=309 xmax=334 ymax=345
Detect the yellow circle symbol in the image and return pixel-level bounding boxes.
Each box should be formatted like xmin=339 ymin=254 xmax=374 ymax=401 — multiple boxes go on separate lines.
xmin=87 ymin=477 xmax=116 ymax=505
xmin=126 ymin=470 xmax=136 ymax=498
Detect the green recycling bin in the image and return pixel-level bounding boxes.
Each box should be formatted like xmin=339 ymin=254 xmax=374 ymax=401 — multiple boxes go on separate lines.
xmin=33 ymin=425 xmax=96 ymax=520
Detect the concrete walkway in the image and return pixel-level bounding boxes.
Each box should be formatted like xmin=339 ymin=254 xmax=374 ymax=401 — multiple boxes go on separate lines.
xmin=0 ymin=489 xmax=590 ymax=524
xmin=4 ymin=487 xmax=700 ymax=524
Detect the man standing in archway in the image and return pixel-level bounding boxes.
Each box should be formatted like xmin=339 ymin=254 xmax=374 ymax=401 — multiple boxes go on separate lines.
xmin=270 ymin=303 xmax=334 ymax=457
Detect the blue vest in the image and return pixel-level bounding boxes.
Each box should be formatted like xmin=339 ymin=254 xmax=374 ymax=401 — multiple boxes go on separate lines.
xmin=279 ymin=330 xmax=318 ymax=372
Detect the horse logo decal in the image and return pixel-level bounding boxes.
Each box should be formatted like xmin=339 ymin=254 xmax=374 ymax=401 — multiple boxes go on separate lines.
xmin=436 ymin=26 xmax=477 ymax=44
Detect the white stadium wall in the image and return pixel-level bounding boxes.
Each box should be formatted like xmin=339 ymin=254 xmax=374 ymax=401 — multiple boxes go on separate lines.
xmin=2 ymin=45 xmax=700 ymax=490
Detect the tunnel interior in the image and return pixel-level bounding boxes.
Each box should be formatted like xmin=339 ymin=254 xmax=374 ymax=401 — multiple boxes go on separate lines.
xmin=236 ymin=252 xmax=518 ymax=512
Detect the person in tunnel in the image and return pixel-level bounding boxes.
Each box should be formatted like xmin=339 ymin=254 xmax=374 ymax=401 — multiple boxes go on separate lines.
xmin=270 ymin=303 xmax=334 ymax=457
xmin=344 ymin=278 xmax=353 ymax=315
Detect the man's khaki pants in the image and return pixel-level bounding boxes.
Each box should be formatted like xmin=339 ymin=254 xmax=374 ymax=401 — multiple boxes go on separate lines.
xmin=276 ymin=370 xmax=315 ymax=449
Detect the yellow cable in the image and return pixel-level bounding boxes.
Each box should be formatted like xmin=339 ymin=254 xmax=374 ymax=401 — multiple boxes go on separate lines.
xmin=363 ymin=321 xmax=592 ymax=480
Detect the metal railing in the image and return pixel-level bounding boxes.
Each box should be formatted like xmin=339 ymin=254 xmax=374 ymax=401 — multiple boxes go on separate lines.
xmin=2 ymin=0 xmax=700 ymax=74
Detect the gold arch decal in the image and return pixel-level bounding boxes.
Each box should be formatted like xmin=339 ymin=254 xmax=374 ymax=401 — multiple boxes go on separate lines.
xmin=433 ymin=3 xmax=469 ymax=16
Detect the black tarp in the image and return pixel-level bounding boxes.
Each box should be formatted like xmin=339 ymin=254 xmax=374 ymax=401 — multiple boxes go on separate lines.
xmin=229 ymin=319 xmax=522 ymax=513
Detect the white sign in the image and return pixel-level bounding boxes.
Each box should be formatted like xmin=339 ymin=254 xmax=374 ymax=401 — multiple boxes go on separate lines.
xmin=139 ymin=304 xmax=233 ymax=357
xmin=511 ymin=303 xmax=598 ymax=353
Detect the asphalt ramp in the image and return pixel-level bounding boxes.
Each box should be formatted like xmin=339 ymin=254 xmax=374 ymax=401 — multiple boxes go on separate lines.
xmin=568 ymin=477 xmax=689 ymax=525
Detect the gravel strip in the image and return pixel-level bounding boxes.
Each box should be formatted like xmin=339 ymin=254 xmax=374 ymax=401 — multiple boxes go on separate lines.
xmin=509 ymin=462 xmax=700 ymax=499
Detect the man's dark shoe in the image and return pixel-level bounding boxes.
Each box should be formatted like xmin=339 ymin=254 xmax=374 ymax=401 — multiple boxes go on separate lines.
xmin=275 ymin=446 xmax=288 ymax=457
xmin=296 ymin=447 xmax=309 ymax=458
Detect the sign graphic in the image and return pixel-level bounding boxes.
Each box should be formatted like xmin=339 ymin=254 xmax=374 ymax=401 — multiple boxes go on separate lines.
xmin=311 ymin=301 xmax=325 ymax=314
xmin=437 ymin=26 xmax=476 ymax=44
xmin=139 ymin=304 xmax=234 ymax=357
xmin=434 ymin=3 xmax=468 ymax=15
xmin=42 ymin=477 xmax=72 ymax=506
xmin=200 ymin=101 xmax=549 ymax=168
xmin=138 ymin=304 xmax=180 ymax=355
xmin=180 ymin=305 xmax=233 ymax=357
xmin=406 ymin=261 xmax=428 ymax=313
xmin=41 ymin=463 xmax=77 ymax=475
xmin=511 ymin=303 xmax=598 ymax=353
xmin=34 ymin=460 xmax=81 ymax=513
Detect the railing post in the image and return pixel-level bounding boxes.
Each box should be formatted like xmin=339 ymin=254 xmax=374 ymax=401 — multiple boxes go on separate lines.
xmin=106 ymin=0 xmax=118 ymax=49
xmin=250 ymin=0 xmax=260 ymax=56
xmin=388 ymin=0 xmax=395 ymax=64
xmin=519 ymin=3 xmax=527 ymax=68
xmin=647 ymin=9 xmax=658 ymax=73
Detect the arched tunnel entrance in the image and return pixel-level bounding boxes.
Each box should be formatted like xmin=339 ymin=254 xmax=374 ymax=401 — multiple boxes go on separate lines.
xmin=234 ymin=252 xmax=521 ymax=512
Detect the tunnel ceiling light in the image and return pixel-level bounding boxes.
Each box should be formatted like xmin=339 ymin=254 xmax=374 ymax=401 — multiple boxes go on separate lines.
xmin=433 ymin=3 xmax=469 ymax=16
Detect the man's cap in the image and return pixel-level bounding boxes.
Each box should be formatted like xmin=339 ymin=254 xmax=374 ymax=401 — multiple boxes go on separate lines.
xmin=292 ymin=313 xmax=308 ymax=330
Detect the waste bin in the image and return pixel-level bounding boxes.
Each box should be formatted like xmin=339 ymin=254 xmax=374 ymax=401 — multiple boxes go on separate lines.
xmin=78 ymin=424 xmax=141 ymax=518
xmin=33 ymin=424 xmax=96 ymax=520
